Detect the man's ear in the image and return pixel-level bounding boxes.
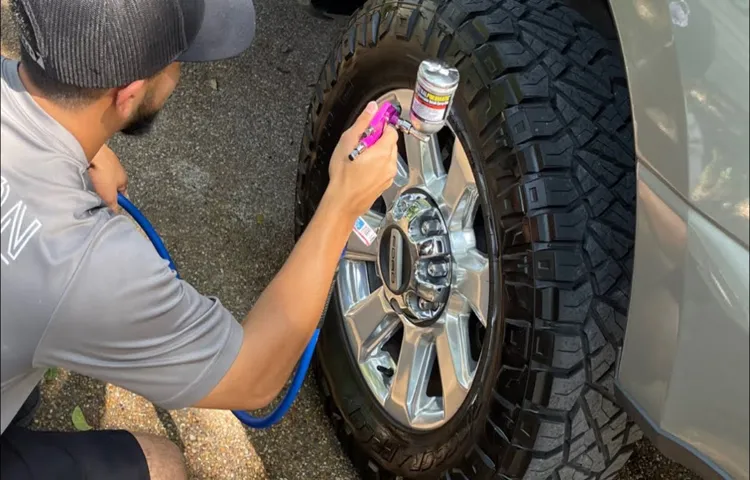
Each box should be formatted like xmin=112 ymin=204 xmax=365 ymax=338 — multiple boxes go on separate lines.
xmin=113 ymin=79 xmax=148 ymax=119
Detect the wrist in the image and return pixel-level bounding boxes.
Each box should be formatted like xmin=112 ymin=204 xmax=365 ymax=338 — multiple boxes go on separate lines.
xmin=318 ymin=186 xmax=359 ymax=226
xmin=297 ymin=188 xmax=357 ymax=259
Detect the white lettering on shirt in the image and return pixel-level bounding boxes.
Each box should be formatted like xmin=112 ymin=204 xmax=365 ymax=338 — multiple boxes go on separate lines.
xmin=1 ymin=176 xmax=42 ymax=265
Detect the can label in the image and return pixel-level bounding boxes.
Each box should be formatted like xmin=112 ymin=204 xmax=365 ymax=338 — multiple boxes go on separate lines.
xmin=411 ymin=82 xmax=451 ymax=123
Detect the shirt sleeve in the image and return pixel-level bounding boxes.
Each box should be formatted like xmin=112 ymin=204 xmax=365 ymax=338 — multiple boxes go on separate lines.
xmin=34 ymin=214 xmax=244 ymax=410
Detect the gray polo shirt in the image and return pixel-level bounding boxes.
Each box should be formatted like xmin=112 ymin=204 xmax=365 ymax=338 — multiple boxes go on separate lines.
xmin=0 ymin=57 xmax=243 ymax=434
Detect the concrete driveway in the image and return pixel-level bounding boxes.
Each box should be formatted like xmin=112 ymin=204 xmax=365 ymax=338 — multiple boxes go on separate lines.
xmin=1 ymin=0 xmax=700 ymax=478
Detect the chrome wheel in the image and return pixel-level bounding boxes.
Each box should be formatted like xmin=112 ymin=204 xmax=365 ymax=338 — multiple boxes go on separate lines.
xmin=337 ymin=89 xmax=491 ymax=430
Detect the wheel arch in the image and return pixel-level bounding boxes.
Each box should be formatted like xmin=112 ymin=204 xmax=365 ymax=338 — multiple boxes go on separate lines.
xmin=606 ymin=1 xmax=750 ymax=479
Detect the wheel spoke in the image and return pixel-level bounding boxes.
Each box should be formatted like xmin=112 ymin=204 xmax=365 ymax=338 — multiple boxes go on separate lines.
xmin=441 ymin=140 xmax=479 ymax=231
xmin=455 ymin=248 xmax=490 ymax=326
xmin=344 ymin=287 xmax=396 ymax=362
xmin=361 ymin=316 xmax=402 ymax=362
xmin=344 ymin=210 xmax=383 ymax=262
xmin=404 ymin=133 xmax=445 ymax=189
xmin=337 ymin=259 xmax=370 ymax=311
xmin=384 ymin=324 xmax=435 ymax=426
xmin=381 ymin=155 xmax=409 ymax=210
xmin=436 ymin=294 xmax=474 ymax=419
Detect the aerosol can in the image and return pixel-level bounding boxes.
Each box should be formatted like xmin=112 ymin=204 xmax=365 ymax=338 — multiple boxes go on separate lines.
xmin=347 ymin=59 xmax=459 ymax=248
xmin=348 ymin=59 xmax=460 ymax=161
xmin=408 ymin=59 xmax=461 ymax=135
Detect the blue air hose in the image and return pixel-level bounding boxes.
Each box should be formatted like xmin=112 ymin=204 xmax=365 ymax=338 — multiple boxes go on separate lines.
xmin=116 ymin=192 xmax=325 ymax=429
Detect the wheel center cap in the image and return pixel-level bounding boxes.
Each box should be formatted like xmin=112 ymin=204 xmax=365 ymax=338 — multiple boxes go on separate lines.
xmin=377 ymin=190 xmax=452 ymax=326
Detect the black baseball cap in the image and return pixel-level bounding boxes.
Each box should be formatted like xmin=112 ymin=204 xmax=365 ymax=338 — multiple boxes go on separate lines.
xmin=10 ymin=0 xmax=256 ymax=89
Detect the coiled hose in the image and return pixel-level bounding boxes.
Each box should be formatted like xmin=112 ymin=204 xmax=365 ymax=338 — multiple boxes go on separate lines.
xmin=117 ymin=192 xmax=335 ymax=429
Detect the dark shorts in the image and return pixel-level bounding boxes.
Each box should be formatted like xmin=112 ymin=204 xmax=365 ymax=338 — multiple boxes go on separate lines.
xmin=1 ymin=388 xmax=149 ymax=480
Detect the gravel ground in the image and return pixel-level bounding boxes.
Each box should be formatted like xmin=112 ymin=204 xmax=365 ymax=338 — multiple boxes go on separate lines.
xmin=2 ymin=1 xmax=701 ymax=479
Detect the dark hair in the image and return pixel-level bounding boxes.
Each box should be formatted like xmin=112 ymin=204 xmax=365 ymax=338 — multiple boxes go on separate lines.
xmin=19 ymin=46 xmax=108 ymax=108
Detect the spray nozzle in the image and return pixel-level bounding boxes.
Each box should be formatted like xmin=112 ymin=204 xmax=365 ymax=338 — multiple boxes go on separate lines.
xmin=394 ymin=118 xmax=429 ymax=142
xmin=386 ymin=100 xmax=429 ymax=141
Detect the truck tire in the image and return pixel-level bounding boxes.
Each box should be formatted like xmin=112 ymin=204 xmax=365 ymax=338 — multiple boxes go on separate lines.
xmin=295 ymin=0 xmax=642 ymax=478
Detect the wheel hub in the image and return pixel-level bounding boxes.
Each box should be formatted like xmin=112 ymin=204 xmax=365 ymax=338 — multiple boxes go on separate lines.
xmin=377 ymin=190 xmax=452 ymax=326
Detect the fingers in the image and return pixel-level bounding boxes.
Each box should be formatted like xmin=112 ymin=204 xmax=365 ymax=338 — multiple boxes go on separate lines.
xmin=103 ymin=190 xmax=120 ymax=213
xmin=359 ymin=125 xmax=398 ymax=162
xmin=349 ymin=101 xmax=379 ymax=136
xmin=380 ymin=124 xmax=399 ymax=147
xmin=118 ymin=173 xmax=129 ymax=194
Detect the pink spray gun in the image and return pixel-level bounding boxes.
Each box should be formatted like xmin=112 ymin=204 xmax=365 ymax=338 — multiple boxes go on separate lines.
xmin=348 ymin=100 xmax=428 ymax=161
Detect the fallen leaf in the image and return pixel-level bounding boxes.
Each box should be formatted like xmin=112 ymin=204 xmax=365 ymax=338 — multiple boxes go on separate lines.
xmin=208 ymin=78 xmax=218 ymax=91
xmin=256 ymin=214 xmax=264 ymax=225
xmin=71 ymin=406 xmax=92 ymax=431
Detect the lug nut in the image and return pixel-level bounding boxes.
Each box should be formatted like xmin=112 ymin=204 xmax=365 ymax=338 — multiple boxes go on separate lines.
xmin=419 ymin=238 xmax=448 ymax=256
xmin=418 ymin=298 xmax=436 ymax=311
xmin=427 ymin=261 xmax=449 ymax=277
xmin=420 ymin=219 xmax=442 ymax=236
xmin=417 ymin=282 xmax=444 ymax=303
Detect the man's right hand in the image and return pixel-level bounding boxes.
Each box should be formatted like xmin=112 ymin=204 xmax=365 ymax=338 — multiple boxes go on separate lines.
xmin=326 ymin=101 xmax=399 ymax=219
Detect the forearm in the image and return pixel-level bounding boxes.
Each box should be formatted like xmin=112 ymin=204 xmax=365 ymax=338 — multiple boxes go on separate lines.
xmin=237 ymin=189 xmax=355 ymax=402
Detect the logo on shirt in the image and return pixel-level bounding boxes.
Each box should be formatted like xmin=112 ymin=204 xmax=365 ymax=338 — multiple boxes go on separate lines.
xmin=1 ymin=176 xmax=42 ymax=265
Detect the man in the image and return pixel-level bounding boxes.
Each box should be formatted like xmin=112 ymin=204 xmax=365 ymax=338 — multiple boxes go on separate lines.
xmin=0 ymin=0 xmax=398 ymax=478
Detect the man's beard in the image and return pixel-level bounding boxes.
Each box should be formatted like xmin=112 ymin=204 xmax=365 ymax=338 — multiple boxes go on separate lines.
xmin=120 ymin=107 xmax=161 ymax=137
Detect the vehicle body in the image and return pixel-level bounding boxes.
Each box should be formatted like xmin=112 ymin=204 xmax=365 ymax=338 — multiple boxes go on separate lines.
xmin=608 ymin=1 xmax=749 ymax=478
xmin=297 ymin=0 xmax=749 ymax=478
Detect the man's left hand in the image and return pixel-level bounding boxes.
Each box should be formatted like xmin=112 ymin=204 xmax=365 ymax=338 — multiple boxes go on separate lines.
xmin=89 ymin=144 xmax=128 ymax=212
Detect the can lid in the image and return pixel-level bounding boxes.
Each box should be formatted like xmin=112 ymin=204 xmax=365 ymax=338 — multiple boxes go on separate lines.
xmin=418 ymin=59 xmax=460 ymax=89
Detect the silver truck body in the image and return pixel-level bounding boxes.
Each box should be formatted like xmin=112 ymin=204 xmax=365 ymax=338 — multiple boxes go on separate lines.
xmin=609 ymin=1 xmax=749 ymax=478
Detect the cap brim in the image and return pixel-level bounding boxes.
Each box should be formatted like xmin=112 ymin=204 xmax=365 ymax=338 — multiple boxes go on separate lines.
xmin=177 ymin=0 xmax=256 ymax=62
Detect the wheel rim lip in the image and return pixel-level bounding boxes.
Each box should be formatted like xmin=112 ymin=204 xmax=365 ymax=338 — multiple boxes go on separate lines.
xmin=336 ymin=88 xmax=491 ymax=431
